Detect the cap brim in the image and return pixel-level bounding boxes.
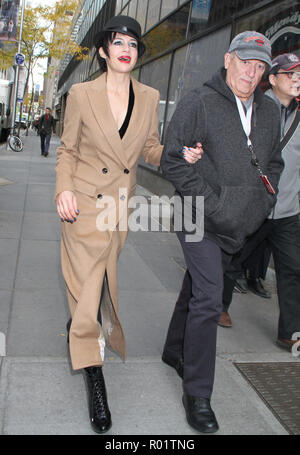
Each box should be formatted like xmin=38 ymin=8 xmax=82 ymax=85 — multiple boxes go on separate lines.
xmin=285 ymin=63 xmax=300 ymax=70
xmin=236 ymin=49 xmax=272 ymax=67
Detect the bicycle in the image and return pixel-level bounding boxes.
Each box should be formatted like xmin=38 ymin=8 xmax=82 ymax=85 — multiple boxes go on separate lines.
xmin=7 ymin=125 xmax=23 ymax=152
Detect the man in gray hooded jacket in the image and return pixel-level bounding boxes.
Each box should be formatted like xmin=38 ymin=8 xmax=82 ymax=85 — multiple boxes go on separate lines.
xmin=222 ymin=53 xmax=300 ymax=351
xmin=160 ymin=31 xmax=284 ymax=434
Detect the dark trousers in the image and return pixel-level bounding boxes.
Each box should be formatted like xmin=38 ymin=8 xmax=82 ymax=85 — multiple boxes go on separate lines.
xmin=243 ymin=240 xmax=271 ymax=280
xmin=40 ymin=133 xmax=51 ymax=156
xmin=163 ymin=233 xmax=232 ymax=398
xmin=223 ymin=215 xmax=300 ymax=339
xmin=226 ymin=239 xmax=271 ymax=281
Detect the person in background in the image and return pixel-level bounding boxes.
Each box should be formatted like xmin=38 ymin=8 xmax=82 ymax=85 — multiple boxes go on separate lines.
xmin=225 ymin=241 xmax=271 ymax=307
xmin=38 ymin=107 xmax=55 ymax=157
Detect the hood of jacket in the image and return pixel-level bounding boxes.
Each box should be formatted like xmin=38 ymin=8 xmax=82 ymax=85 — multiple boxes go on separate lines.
xmin=204 ymin=67 xmax=265 ymax=108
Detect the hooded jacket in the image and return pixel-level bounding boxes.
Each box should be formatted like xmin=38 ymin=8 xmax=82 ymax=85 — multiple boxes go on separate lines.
xmin=265 ymin=89 xmax=300 ymax=220
xmin=161 ymin=68 xmax=284 ymax=254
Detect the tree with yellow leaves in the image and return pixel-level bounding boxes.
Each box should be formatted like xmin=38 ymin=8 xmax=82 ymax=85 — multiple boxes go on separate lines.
xmin=0 ymin=0 xmax=87 ymax=132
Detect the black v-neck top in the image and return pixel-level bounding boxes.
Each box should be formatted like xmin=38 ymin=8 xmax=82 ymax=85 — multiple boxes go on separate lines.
xmin=119 ymin=80 xmax=135 ymax=139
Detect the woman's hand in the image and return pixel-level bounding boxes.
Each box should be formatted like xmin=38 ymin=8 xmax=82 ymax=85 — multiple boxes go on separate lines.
xmin=182 ymin=142 xmax=204 ymax=164
xmin=56 ymin=191 xmax=79 ymax=223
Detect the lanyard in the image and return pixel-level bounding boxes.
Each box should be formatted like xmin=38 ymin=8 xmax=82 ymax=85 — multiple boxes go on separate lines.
xmin=235 ymin=95 xmax=253 ymax=146
xmin=235 ymin=95 xmax=276 ymax=195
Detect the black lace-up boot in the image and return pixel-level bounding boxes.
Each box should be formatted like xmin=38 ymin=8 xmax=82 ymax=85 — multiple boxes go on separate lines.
xmin=84 ymin=366 xmax=112 ymax=433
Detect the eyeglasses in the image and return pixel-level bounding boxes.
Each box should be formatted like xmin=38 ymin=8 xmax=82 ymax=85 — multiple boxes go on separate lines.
xmin=276 ymin=71 xmax=300 ymax=80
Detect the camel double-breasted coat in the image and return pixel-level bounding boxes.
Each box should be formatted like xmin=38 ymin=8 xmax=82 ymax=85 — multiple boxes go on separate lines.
xmin=55 ymin=74 xmax=162 ymax=370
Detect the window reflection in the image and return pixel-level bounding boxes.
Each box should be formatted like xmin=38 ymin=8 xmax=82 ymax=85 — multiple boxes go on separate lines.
xmin=116 ymin=0 xmax=122 ymax=14
xmin=164 ymin=25 xmax=231 ymax=138
xmin=128 ymin=0 xmax=138 ymax=19
xmin=136 ymin=0 xmax=148 ymax=33
xmin=140 ymin=54 xmax=172 ymax=140
xmin=146 ymin=0 xmax=161 ymax=32
xmin=189 ymin=0 xmax=263 ymax=37
xmin=160 ymin=0 xmax=179 ymax=20
xmin=164 ymin=45 xmax=188 ymax=139
xmin=184 ymin=26 xmax=230 ymax=92
xmin=142 ymin=3 xmax=190 ymax=62
xmin=235 ymin=0 xmax=300 ymax=58
xmin=124 ymin=4 xmax=130 ymax=14
xmin=131 ymin=67 xmax=140 ymax=81
xmin=189 ymin=0 xmax=213 ymax=36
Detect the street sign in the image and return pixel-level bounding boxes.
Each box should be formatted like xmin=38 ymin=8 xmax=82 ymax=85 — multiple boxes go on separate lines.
xmin=15 ymin=53 xmax=25 ymax=66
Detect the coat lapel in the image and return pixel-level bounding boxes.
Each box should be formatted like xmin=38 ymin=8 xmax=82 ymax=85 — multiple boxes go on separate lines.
xmin=120 ymin=77 xmax=148 ymax=160
xmin=85 ymin=74 xmax=129 ymax=169
xmin=85 ymin=74 xmax=149 ymax=168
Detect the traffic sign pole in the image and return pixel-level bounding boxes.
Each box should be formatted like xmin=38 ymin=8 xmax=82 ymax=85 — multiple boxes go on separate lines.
xmin=11 ymin=0 xmax=26 ymax=132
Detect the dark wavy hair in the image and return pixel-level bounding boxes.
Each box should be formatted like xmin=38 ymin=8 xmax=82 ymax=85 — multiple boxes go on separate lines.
xmin=95 ymin=31 xmax=117 ymax=73
xmin=94 ymin=30 xmax=144 ymax=73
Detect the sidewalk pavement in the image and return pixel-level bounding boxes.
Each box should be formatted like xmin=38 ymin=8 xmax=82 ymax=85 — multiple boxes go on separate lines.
xmin=0 ymin=130 xmax=293 ymax=435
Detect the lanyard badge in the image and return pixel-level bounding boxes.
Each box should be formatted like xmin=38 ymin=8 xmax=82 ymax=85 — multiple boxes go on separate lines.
xmin=261 ymin=175 xmax=276 ymax=194
xmin=235 ymin=96 xmax=275 ymax=195
xmin=248 ymin=143 xmax=276 ymax=194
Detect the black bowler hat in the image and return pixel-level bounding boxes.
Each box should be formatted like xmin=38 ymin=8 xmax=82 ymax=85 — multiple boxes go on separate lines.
xmin=94 ymin=15 xmax=146 ymax=57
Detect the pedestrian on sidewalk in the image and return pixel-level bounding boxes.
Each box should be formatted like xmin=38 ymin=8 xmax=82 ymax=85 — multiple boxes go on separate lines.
xmin=38 ymin=107 xmax=55 ymax=157
xmin=160 ymin=31 xmax=284 ymax=434
xmin=220 ymin=53 xmax=300 ymax=352
xmin=55 ymin=15 xmax=202 ymax=434
xmin=225 ymin=240 xmax=272 ymax=301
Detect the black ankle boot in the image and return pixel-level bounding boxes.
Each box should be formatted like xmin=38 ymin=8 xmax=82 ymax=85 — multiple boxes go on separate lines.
xmin=84 ymin=366 xmax=112 ymax=433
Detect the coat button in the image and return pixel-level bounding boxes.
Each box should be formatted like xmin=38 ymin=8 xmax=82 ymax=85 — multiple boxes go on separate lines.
xmin=102 ymin=168 xmax=108 ymax=174
xmin=124 ymin=168 xmax=129 ymax=174
xmin=97 ymin=194 xmax=103 ymax=199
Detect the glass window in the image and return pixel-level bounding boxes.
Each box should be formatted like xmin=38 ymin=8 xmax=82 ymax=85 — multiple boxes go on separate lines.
xmin=189 ymin=0 xmax=264 ymax=37
xmin=189 ymin=0 xmax=213 ymax=36
xmin=128 ymin=0 xmax=138 ymax=19
xmin=164 ymin=45 xmax=187 ymax=138
xmin=145 ymin=0 xmax=161 ymax=32
xmin=122 ymin=3 xmax=130 ymax=15
xmin=142 ymin=3 xmax=190 ymax=62
xmin=136 ymin=0 xmax=148 ymax=34
xmin=116 ymin=0 xmax=123 ymax=14
xmin=164 ymin=25 xmax=231 ymax=138
xmin=235 ymin=0 xmax=300 ymax=58
xmin=140 ymin=53 xmax=172 ymax=141
xmin=131 ymin=67 xmax=140 ymax=81
xmin=183 ymin=24 xmax=231 ymax=93
xmin=160 ymin=0 xmax=179 ymax=20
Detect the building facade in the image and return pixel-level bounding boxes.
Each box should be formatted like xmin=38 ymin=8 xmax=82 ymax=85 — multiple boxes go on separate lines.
xmin=56 ymin=0 xmax=300 ymax=191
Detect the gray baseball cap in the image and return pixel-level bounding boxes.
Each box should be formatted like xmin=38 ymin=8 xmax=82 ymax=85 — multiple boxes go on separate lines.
xmin=228 ymin=31 xmax=272 ymax=67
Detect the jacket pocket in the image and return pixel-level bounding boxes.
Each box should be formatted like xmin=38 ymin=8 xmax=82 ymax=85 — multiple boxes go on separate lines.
xmin=206 ymin=185 xmax=274 ymax=240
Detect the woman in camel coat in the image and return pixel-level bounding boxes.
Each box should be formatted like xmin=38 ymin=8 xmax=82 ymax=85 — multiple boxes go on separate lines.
xmin=55 ymin=16 xmax=201 ymax=433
